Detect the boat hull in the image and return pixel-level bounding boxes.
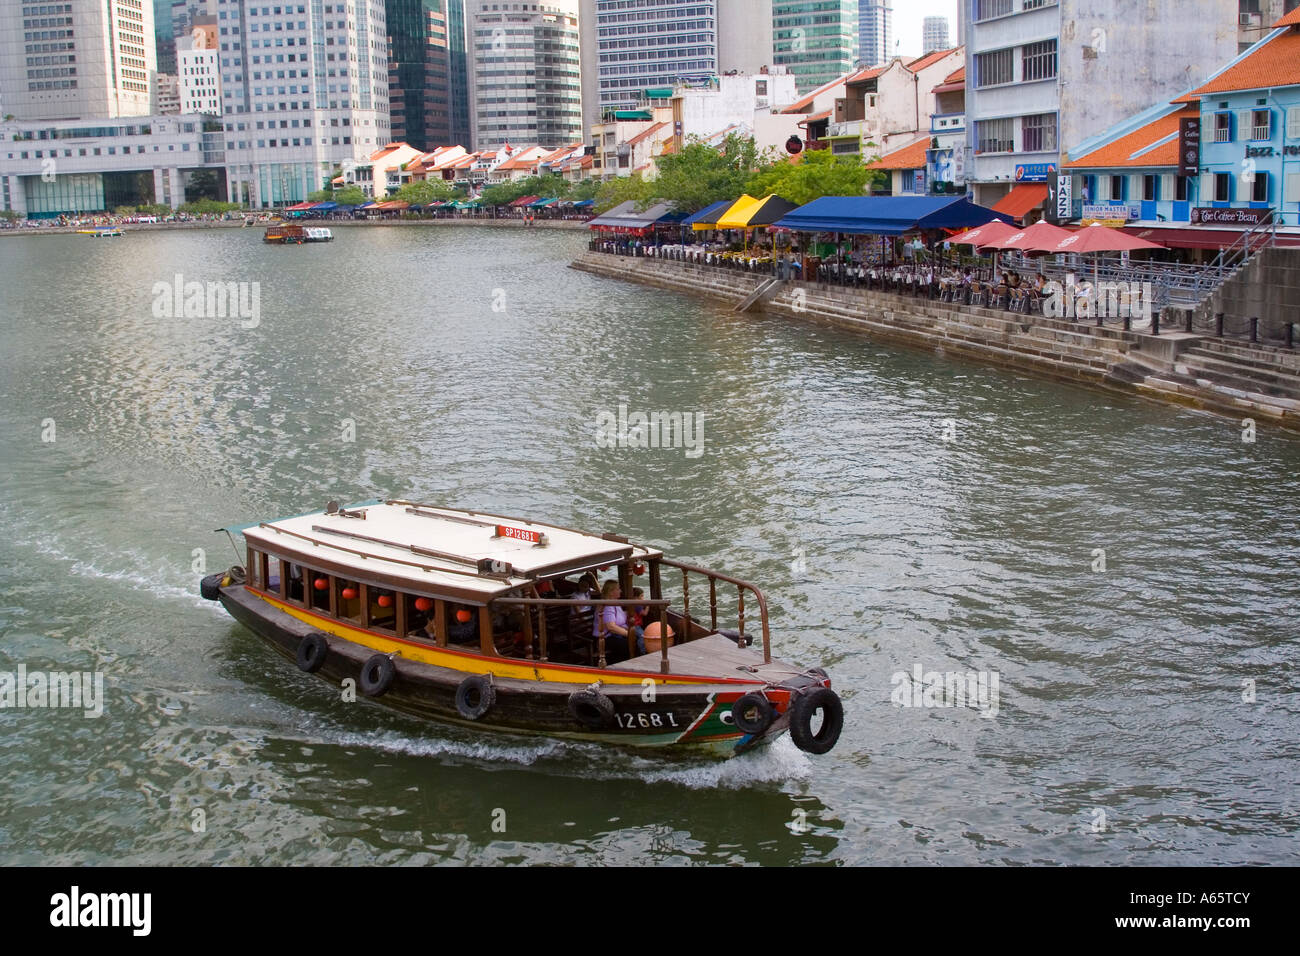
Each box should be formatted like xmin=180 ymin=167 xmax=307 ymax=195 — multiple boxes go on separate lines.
xmin=218 ymin=584 xmax=792 ymax=757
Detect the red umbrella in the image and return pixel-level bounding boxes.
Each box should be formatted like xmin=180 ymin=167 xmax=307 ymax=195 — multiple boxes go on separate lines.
xmin=985 ymin=220 xmax=1077 ymax=253
xmin=946 ymin=220 xmax=1018 ymax=247
xmin=1049 ymin=222 xmax=1165 ymax=254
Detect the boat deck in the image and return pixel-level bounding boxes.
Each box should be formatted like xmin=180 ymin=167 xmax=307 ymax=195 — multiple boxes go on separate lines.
xmin=618 ymin=633 xmax=805 ymax=681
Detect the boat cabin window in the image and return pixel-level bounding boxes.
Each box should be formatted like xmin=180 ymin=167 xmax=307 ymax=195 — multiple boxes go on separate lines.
xmin=335 ymin=579 xmax=362 ymax=623
xmin=404 ymin=594 xmax=440 ymax=644
xmin=445 ymin=602 xmax=481 ymax=648
xmin=367 ymin=588 xmax=397 ymax=634
xmin=308 ymin=571 xmax=331 ymax=613
xmin=281 ymin=561 xmax=305 ymax=603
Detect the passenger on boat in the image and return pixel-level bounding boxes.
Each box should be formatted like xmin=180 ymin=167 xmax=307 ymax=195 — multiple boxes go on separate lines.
xmin=629 ymin=588 xmax=649 ymax=656
xmin=595 ymin=580 xmax=634 ymax=663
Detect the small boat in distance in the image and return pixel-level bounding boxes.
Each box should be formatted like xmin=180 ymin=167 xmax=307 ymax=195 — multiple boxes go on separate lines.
xmin=77 ymin=227 xmax=124 ymax=237
xmin=263 ymin=224 xmax=333 ymax=244
xmin=200 ymin=501 xmax=844 ymax=758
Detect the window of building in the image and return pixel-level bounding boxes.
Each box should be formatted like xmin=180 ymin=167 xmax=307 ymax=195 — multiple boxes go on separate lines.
xmin=1021 ymin=113 xmax=1057 ymax=152
xmin=1109 ymin=175 xmax=1126 ymax=201
xmin=1022 ymin=39 xmax=1057 ymax=82
xmin=1251 ymin=171 xmax=1269 ymax=203
xmin=975 ymin=48 xmax=1013 ymax=87
xmin=974 ymin=0 xmax=1014 ymax=20
xmin=1143 ymin=175 xmax=1158 ymax=201
xmin=1214 ymin=172 xmax=1232 ymax=202
xmin=1250 ymin=109 xmax=1270 ymax=141
xmin=1175 ymin=175 xmax=1190 ymax=202
xmin=1213 ymin=112 xmax=1232 ymax=143
xmin=976 ymin=117 xmax=1014 ymax=153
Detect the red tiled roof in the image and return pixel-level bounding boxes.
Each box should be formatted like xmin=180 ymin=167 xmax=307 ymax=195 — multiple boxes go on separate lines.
xmin=864 ymin=138 xmax=928 ymax=170
xmin=780 ymin=72 xmax=850 ymax=113
xmin=933 ymin=65 xmax=965 ymax=94
xmin=1277 ymin=6 xmax=1300 ymax=26
xmin=907 ymin=48 xmax=958 ymax=72
xmin=1176 ymin=30 xmax=1300 ymax=100
xmin=846 ymin=64 xmax=888 ymax=84
xmin=626 ymin=121 xmax=668 ymax=147
xmin=1064 ymin=106 xmax=1196 ymax=169
xmin=799 ymin=110 xmax=832 ymax=126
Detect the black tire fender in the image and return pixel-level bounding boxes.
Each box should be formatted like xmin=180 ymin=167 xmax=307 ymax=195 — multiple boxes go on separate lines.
xmin=200 ymin=572 xmax=224 ymax=601
xmin=568 ymin=688 xmax=615 ymax=729
xmin=455 ymin=674 xmax=496 ymax=720
xmin=359 ymin=653 xmax=395 ymax=697
xmin=731 ymin=692 xmax=776 ymax=735
xmin=789 ymin=687 xmax=844 ymax=755
xmin=296 ymin=632 xmax=329 ymax=673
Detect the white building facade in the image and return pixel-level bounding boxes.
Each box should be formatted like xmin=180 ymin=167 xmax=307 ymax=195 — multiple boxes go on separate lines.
xmin=0 ymin=0 xmax=157 ymax=122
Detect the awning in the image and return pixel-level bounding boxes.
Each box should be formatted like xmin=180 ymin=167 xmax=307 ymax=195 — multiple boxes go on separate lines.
xmin=739 ymin=195 xmax=800 ymax=227
xmin=312 ymin=201 xmax=338 ymax=211
xmin=774 ymin=196 xmax=1012 ymax=236
xmin=587 ymin=200 xmax=686 ymax=231
xmin=991 ymin=184 xmax=1049 ymax=222
xmin=572 ymin=199 xmax=595 ymax=208
xmin=373 ymin=200 xmax=409 ymax=211
xmin=983 ymin=219 xmax=1076 ymax=252
xmin=509 ymin=195 xmax=540 ymax=207
xmin=285 ymin=201 xmax=315 ymax=211
xmin=529 ymin=197 xmax=558 ymax=207
xmin=714 ymin=194 xmax=762 ymax=229
xmin=1122 ymin=225 xmax=1300 ymax=251
xmin=681 ymin=200 xmax=733 ymax=229
xmin=945 ymin=221 xmax=1019 ymax=247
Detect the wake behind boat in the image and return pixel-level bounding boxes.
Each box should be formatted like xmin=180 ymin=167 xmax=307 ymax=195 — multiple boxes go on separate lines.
xmin=201 ymin=500 xmax=843 ymax=757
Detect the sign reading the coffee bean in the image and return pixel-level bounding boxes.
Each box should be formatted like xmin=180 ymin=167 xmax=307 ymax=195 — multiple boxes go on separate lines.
xmin=1179 ymin=117 xmax=1200 ymax=177
xmin=1191 ymin=207 xmax=1272 ymax=226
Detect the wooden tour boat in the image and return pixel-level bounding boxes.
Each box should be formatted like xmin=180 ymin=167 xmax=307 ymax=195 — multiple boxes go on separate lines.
xmin=77 ymin=227 xmax=124 ymax=237
xmin=263 ymin=224 xmax=332 ymax=244
xmin=201 ymin=501 xmax=843 ymax=757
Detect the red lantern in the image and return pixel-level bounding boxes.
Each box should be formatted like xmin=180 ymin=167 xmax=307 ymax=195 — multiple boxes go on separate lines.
xmin=456 ymin=609 xmax=473 ymax=623
xmin=414 ymin=597 xmax=433 ymax=612
xmin=341 ymin=587 xmax=357 ymax=600
xmin=377 ymin=594 xmax=392 ymax=608
xmin=537 ymin=580 xmax=553 ymax=594
xmin=313 ymin=577 xmax=328 ymax=590
xmin=599 ymin=565 xmax=610 ymax=572
xmin=633 ymin=563 xmax=646 ymax=575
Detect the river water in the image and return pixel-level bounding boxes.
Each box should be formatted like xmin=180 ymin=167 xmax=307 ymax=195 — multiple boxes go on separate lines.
xmin=0 ymin=225 xmax=1296 ymax=865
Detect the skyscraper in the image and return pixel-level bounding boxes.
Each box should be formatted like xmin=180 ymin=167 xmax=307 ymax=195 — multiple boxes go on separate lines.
xmin=466 ymin=0 xmax=582 ymax=148
xmin=578 ymin=0 xmax=773 ymax=136
xmin=0 ymin=0 xmax=157 ymax=121
xmin=773 ymin=0 xmax=859 ymax=93
xmin=387 ymin=0 xmax=454 ymax=150
xmin=922 ymin=16 xmax=949 ymax=54
xmin=857 ymin=0 xmax=891 ymax=67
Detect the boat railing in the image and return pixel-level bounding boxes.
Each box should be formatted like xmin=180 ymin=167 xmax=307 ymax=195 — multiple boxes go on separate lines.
xmin=494 ymin=596 xmax=674 ymax=672
xmin=657 ymin=557 xmax=772 ymax=665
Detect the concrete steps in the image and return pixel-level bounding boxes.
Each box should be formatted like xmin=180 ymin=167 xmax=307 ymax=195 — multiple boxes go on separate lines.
xmin=1176 ymin=351 xmax=1300 ymax=399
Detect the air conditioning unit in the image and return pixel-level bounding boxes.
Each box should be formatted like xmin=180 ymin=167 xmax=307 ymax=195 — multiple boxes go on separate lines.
xmin=1240 ymin=12 xmax=1261 ymax=25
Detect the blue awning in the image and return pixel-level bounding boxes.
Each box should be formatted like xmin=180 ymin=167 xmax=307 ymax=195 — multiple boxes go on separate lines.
xmin=774 ymin=196 xmax=1012 ymax=236
xmin=681 ymin=199 xmax=734 ymax=228
xmin=313 ymin=201 xmax=339 ymax=211
xmin=572 ymin=199 xmax=595 ymax=207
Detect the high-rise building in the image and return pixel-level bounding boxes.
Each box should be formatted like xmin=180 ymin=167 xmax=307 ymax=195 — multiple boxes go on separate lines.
xmin=578 ymin=0 xmax=773 ymax=137
xmin=216 ymin=0 xmax=392 ymax=207
xmin=177 ymin=17 xmax=220 ymax=114
xmin=466 ymin=0 xmax=582 ymax=148
xmin=962 ymin=0 xmax=1240 ymax=216
xmin=922 ymin=16 xmax=949 ymax=54
xmin=773 ymin=0 xmax=859 ymax=94
xmin=858 ymin=1 xmax=891 ymax=67
xmin=444 ymin=0 xmax=471 ymax=148
xmin=0 ymin=0 xmax=157 ymax=121
xmin=388 ymin=0 xmax=453 ymax=150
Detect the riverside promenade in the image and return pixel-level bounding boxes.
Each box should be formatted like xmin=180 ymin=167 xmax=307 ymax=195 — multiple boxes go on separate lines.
xmin=571 ymin=247 xmax=1300 ymax=432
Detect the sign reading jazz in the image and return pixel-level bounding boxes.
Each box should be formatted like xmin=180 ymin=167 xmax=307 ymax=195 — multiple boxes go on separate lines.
xmin=1179 ymin=117 xmax=1200 ymax=177
xmin=1192 ymin=207 xmax=1272 ymax=226
xmin=1015 ymin=163 xmax=1057 ymax=183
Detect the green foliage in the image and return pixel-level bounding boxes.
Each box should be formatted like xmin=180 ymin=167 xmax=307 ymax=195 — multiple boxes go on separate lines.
xmin=569 ymin=177 xmax=601 ymax=201
xmin=743 ymin=148 xmax=878 ymax=205
xmin=391 ymin=178 xmax=460 ymax=205
xmin=480 ymin=173 xmax=571 ymax=207
xmin=321 ymin=186 xmax=367 ymax=206
xmin=594 ymin=174 xmax=652 ymax=213
xmin=137 ymin=203 xmax=172 ymax=217
xmin=649 ymin=133 xmax=769 ymax=212
xmin=178 ymin=198 xmax=242 ymax=215
xmin=0 ymin=209 xmax=20 ymax=222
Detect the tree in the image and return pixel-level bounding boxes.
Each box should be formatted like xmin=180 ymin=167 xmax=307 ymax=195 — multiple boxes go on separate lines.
xmin=570 ymin=177 xmax=601 ymax=201
xmin=649 ymin=133 xmax=768 ymax=212
xmin=594 ymin=173 xmax=652 ymax=212
xmin=743 ymin=148 xmax=879 ymax=205
xmin=179 ymin=198 xmax=242 ymax=215
xmin=317 ymin=186 xmax=367 ymax=205
xmin=391 ymin=178 xmax=459 ymax=205
xmin=480 ymin=172 xmax=571 ymax=207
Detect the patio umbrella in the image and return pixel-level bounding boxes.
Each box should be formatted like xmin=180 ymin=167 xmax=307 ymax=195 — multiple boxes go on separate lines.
xmin=985 ymin=220 xmax=1076 ymax=253
xmin=1049 ymin=222 xmax=1166 ymax=287
xmin=945 ymin=220 xmax=1019 ymax=248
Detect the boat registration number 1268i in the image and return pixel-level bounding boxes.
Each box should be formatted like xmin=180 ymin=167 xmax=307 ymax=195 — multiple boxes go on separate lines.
xmin=616 ymin=711 xmax=680 ymax=729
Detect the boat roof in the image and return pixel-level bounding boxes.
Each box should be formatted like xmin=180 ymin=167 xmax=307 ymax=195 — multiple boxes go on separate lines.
xmin=240 ymin=500 xmax=663 ymax=602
